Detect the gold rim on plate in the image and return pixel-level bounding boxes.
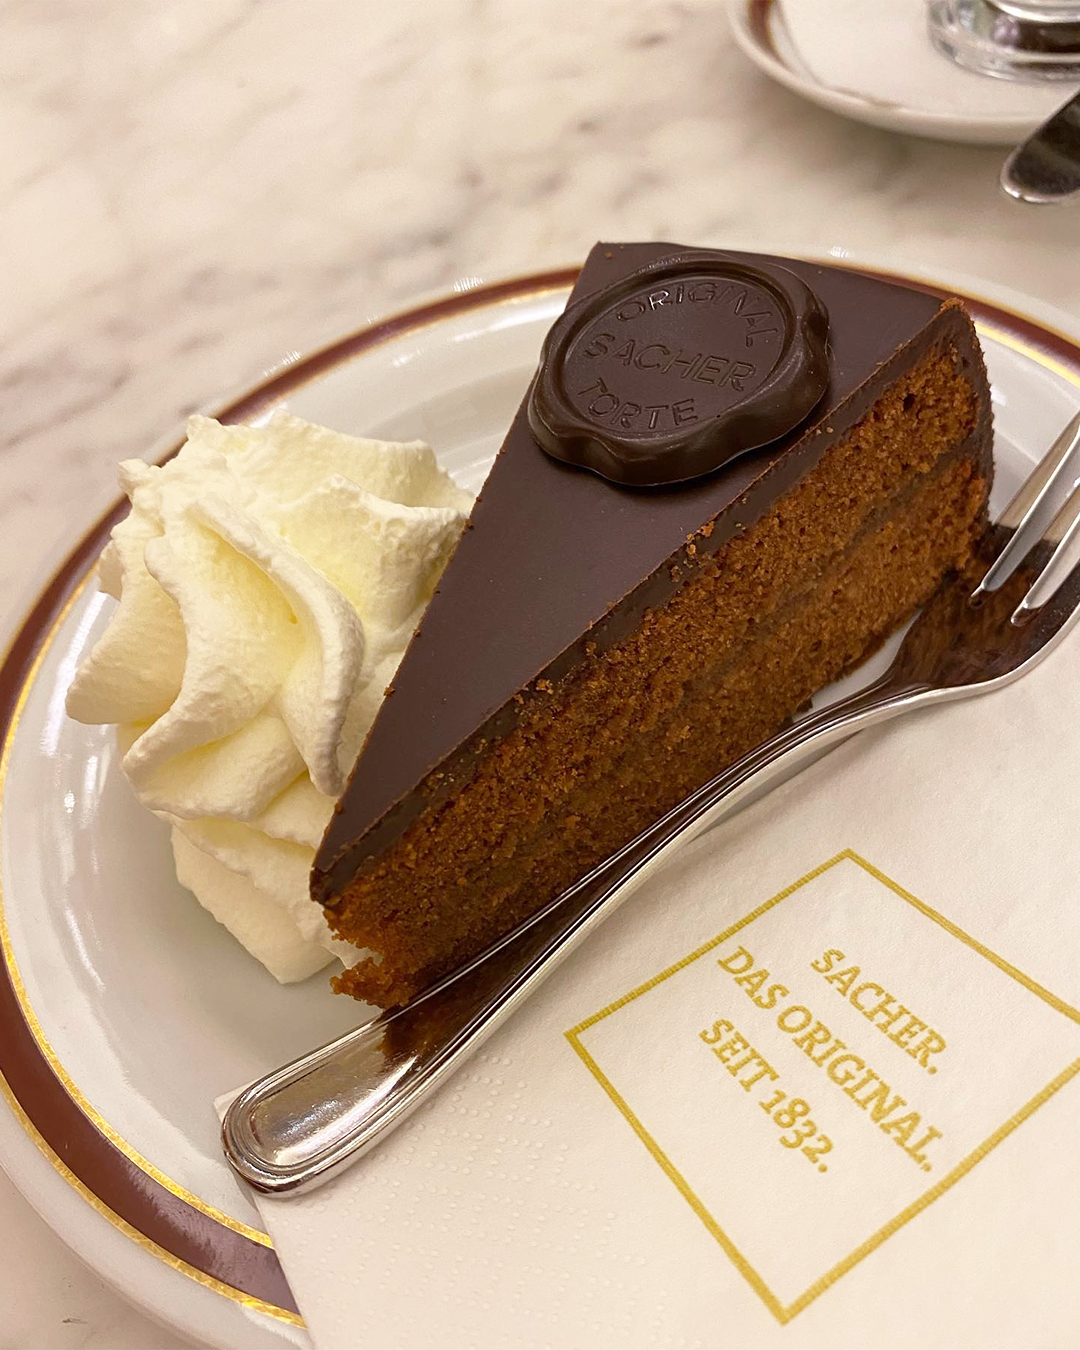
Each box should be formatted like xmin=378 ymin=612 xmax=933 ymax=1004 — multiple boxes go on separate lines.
xmin=1 ymin=261 xmax=1078 ymax=1324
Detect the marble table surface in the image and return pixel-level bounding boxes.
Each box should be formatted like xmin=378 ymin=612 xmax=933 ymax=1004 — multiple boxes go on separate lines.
xmin=3 ymin=2 xmax=1079 ymax=1346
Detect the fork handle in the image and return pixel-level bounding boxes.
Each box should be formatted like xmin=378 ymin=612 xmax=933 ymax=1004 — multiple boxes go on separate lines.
xmin=222 ymin=676 xmax=921 ymax=1195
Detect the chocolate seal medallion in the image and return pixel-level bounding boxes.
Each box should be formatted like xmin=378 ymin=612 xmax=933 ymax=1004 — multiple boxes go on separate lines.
xmin=528 ymin=251 xmax=830 ymax=487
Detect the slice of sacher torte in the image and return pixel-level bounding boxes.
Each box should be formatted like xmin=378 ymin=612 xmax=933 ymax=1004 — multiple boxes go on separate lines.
xmin=313 ymin=242 xmax=993 ymax=1006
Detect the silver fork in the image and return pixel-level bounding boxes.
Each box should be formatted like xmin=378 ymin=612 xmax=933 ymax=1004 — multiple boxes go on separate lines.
xmin=223 ymin=412 xmax=1080 ymax=1196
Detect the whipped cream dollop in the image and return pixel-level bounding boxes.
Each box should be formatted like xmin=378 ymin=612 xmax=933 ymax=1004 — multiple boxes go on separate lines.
xmin=67 ymin=411 xmax=472 ymax=981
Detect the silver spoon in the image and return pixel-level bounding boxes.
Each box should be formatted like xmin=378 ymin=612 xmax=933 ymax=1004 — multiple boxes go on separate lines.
xmin=1002 ymin=86 xmax=1080 ymax=201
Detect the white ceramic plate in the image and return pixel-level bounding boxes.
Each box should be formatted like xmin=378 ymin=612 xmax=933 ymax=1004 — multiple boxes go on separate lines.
xmin=728 ymin=0 xmax=1060 ymax=146
xmin=3 ymin=253 xmax=1080 ymax=1350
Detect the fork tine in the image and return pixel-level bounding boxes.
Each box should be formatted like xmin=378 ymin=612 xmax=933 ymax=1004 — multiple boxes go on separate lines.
xmin=973 ymin=407 xmax=1080 ymax=599
xmin=1012 ymin=474 xmax=1080 ymax=621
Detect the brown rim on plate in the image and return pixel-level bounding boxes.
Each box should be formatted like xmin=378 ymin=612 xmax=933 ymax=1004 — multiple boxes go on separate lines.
xmin=1 ymin=262 xmax=1079 ymax=1322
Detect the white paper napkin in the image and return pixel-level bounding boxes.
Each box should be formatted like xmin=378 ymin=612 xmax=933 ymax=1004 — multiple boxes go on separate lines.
xmin=780 ymin=0 xmax=1063 ymax=118
xmin=230 ymin=619 xmax=1080 ymax=1348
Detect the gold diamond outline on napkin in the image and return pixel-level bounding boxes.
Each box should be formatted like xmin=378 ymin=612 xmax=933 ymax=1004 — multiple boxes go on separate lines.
xmin=566 ymin=848 xmax=1080 ymax=1324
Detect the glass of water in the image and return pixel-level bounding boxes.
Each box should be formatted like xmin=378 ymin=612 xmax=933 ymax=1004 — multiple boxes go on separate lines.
xmin=928 ymin=0 xmax=1080 ymax=79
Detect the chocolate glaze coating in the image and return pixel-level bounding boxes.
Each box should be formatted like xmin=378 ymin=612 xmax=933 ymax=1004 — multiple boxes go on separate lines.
xmin=529 ymin=251 xmax=829 ymax=486
xmin=313 ymin=242 xmax=992 ymax=903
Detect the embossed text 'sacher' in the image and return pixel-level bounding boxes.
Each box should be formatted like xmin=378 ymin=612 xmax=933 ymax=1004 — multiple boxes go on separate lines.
xmin=530 ymin=250 xmax=830 ymax=484
xmin=564 ymin=274 xmax=788 ymax=431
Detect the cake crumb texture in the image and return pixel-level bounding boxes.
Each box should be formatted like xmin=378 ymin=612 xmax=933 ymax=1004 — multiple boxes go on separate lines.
xmin=329 ymin=342 xmax=990 ymax=1006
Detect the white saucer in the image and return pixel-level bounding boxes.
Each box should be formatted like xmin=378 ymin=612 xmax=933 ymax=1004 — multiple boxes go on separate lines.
xmin=728 ymin=0 xmax=1064 ymax=145
xmin=2 ymin=252 xmax=1080 ymax=1348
